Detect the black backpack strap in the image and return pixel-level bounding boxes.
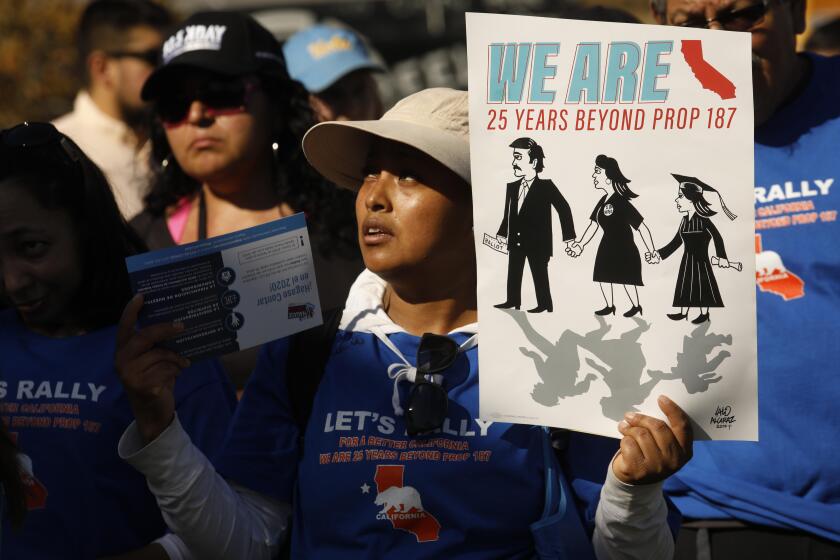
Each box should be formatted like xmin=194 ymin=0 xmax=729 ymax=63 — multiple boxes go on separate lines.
xmin=286 ymin=307 xmax=343 ymax=436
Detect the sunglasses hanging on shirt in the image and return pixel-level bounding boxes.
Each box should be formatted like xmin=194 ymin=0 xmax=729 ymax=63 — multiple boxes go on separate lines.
xmin=405 ymin=333 xmax=460 ymax=437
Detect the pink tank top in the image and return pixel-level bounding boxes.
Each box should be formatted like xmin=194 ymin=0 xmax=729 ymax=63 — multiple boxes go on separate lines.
xmin=166 ymin=197 xmax=192 ymax=244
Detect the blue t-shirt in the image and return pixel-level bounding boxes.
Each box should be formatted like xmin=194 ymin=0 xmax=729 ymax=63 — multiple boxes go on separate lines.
xmin=216 ymin=328 xmax=599 ymax=558
xmin=0 ymin=309 xmax=236 ymax=559
xmin=663 ymin=54 xmax=840 ymax=541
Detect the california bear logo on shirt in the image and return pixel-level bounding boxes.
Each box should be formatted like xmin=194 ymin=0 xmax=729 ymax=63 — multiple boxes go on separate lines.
xmin=375 ymin=485 xmax=423 ymax=514
xmin=371 ymin=464 xmax=440 ymax=542
xmin=9 ymin=434 xmax=48 ymax=510
xmin=18 ymin=453 xmax=48 ymax=510
xmin=755 ymin=234 xmax=805 ymax=301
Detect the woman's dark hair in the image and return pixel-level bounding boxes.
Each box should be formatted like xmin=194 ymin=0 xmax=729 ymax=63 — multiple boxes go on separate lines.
xmin=143 ymin=72 xmax=358 ymax=257
xmin=679 ymin=182 xmax=717 ymax=217
xmin=595 ymin=154 xmax=637 ymax=199
xmin=0 ymin=126 xmax=147 ymax=330
xmin=0 ymin=423 xmax=25 ymax=528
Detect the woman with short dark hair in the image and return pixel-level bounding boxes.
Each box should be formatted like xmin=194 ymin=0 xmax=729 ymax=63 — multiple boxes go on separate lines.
xmin=571 ymin=155 xmax=656 ymax=317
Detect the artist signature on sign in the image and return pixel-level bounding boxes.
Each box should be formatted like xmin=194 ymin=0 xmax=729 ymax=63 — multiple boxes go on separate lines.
xmin=710 ymin=405 xmax=736 ymax=429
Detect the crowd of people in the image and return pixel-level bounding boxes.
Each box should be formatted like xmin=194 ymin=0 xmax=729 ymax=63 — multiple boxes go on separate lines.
xmin=0 ymin=0 xmax=837 ymax=559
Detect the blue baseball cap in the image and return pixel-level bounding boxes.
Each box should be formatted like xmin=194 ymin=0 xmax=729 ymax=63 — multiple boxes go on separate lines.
xmin=282 ymin=24 xmax=384 ymax=93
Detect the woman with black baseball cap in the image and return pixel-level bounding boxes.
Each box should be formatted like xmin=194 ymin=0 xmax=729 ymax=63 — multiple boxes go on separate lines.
xmin=131 ymin=11 xmax=360 ymax=310
xmin=116 ymin=88 xmax=694 ymax=560
xmin=130 ymin=11 xmax=362 ymax=388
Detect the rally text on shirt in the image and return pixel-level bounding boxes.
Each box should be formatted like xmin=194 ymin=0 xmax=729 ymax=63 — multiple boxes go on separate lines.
xmin=320 ymin=411 xmax=496 ymax=465
xmin=754 ymin=177 xmax=836 ymax=230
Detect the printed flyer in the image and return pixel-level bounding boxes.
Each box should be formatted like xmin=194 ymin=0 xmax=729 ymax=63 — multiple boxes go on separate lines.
xmin=126 ymin=213 xmax=321 ymax=361
xmin=467 ymin=13 xmax=757 ymax=440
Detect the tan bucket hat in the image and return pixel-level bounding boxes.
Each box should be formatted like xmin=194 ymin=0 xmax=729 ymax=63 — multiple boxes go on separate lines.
xmin=302 ymin=87 xmax=469 ymax=191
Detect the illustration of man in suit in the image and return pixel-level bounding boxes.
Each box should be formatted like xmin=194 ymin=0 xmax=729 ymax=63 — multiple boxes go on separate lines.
xmin=495 ymin=138 xmax=576 ymax=313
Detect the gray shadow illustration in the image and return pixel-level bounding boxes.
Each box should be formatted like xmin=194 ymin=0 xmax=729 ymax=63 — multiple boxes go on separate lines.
xmin=647 ymin=322 xmax=733 ymax=394
xmin=502 ymin=309 xmax=600 ymax=406
xmin=577 ymin=317 xmax=659 ymax=421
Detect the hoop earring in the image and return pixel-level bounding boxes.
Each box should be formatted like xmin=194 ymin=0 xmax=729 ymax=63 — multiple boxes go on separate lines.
xmin=159 ymin=153 xmax=176 ymax=180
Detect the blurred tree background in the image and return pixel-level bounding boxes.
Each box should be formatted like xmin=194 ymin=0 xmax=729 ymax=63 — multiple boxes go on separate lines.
xmin=1 ymin=0 xmax=84 ymax=126
xmin=2 ymin=0 xmax=838 ymax=128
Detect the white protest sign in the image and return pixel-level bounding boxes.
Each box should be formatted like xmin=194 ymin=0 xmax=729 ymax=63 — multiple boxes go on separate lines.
xmin=468 ymin=13 xmax=757 ymax=440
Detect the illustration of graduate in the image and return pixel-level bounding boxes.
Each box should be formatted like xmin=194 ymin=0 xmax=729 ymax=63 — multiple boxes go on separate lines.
xmin=567 ymin=155 xmax=656 ymax=318
xmin=647 ymin=174 xmax=740 ymax=324
xmin=494 ymin=138 xmax=576 ymax=313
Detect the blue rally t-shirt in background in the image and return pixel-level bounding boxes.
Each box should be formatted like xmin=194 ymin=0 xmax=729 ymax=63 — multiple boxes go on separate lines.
xmin=0 ymin=309 xmax=236 ymax=559
xmin=664 ymin=54 xmax=840 ymax=542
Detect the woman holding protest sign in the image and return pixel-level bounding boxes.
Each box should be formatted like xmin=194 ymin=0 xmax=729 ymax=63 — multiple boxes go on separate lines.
xmin=0 ymin=121 xmax=234 ymax=559
xmin=115 ymin=89 xmax=693 ymax=560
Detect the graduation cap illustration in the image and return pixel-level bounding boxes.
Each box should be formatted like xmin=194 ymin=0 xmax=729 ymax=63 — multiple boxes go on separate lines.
xmin=671 ymin=173 xmax=737 ymax=220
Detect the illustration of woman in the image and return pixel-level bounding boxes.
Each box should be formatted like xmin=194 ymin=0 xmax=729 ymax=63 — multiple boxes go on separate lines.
xmin=570 ymin=155 xmax=656 ymax=317
xmin=648 ymin=174 xmax=737 ymax=324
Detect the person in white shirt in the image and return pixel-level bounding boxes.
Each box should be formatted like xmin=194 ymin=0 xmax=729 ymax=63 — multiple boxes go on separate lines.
xmin=53 ymin=0 xmax=172 ymax=219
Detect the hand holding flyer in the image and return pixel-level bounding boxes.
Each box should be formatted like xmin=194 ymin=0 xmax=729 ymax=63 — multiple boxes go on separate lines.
xmin=124 ymin=213 xmax=322 ymax=362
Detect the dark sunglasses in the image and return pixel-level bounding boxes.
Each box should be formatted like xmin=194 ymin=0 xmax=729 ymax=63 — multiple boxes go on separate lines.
xmin=107 ymin=48 xmax=159 ymax=66
xmin=676 ymin=0 xmax=770 ymax=31
xmin=155 ymin=79 xmax=258 ymax=127
xmin=405 ymin=333 xmax=460 ymax=437
xmin=0 ymin=122 xmax=82 ymax=181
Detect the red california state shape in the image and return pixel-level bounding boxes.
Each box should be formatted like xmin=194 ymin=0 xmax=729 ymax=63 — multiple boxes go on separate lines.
xmin=756 ymin=272 xmax=805 ymax=300
xmin=754 ymin=235 xmax=805 ymax=300
xmin=8 ymin=434 xmax=48 ymax=510
xmin=681 ymin=40 xmax=736 ymax=100
xmin=374 ymin=464 xmax=441 ymax=543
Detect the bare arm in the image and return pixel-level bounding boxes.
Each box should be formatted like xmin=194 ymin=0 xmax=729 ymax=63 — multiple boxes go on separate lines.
xmin=577 ymin=220 xmax=600 ymax=249
xmin=637 ymin=222 xmax=656 ymax=253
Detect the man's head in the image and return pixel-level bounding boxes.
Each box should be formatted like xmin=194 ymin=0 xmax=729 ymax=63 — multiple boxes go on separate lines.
xmin=77 ymin=0 xmax=172 ymax=127
xmin=509 ymin=137 xmax=544 ymax=180
xmin=651 ymin=0 xmax=807 ymax=126
xmin=283 ymin=24 xmax=384 ymax=122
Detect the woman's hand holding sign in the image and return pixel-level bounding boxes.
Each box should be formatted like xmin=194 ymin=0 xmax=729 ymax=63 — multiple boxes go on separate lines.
xmin=613 ymin=395 xmax=693 ymax=485
xmin=115 ymin=294 xmax=191 ymax=444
